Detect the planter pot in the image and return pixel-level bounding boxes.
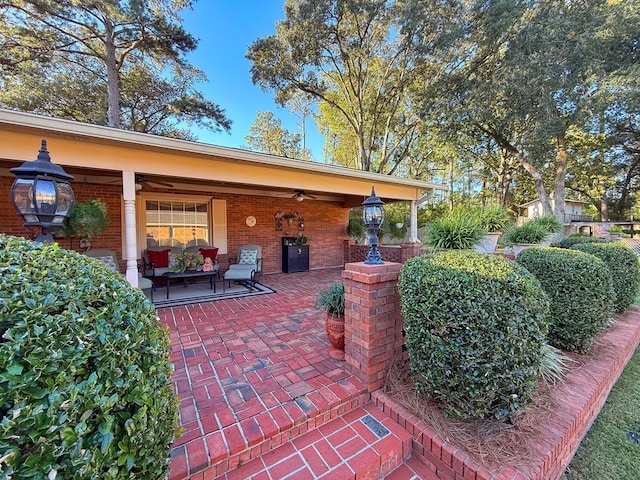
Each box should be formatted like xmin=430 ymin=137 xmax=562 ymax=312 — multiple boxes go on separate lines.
xmin=474 ymin=232 xmax=502 ymax=254
xmin=325 ymin=313 xmax=345 ymax=361
xmin=512 ymin=243 xmax=540 ymax=257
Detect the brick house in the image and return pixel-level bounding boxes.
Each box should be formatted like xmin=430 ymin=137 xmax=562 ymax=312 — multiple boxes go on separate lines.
xmin=0 ymin=109 xmax=442 ymax=284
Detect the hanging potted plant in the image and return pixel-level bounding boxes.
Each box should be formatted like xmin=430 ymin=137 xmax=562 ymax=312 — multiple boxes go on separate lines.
xmin=316 ymin=282 xmax=345 ymax=360
xmin=52 ymin=199 xmax=109 ymax=250
xmin=283 ymin=212 xmax=298 ymax=227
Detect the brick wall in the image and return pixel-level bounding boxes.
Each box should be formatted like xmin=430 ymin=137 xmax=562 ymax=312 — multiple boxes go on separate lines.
xmin=0 ymin=178 xmax=349 ymax=273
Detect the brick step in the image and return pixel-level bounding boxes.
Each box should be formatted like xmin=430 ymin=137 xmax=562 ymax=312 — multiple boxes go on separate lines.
xmin=170 ymin=388 xmax=371 ymax=479
xmin=215 ymin=403 xmax=413 ymax=480
xmin=385 ymin=456 xmax=442 ymax=480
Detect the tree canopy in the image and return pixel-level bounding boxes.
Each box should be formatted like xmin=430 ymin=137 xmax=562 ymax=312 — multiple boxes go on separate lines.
xmin=244 ymin=111 xmax=304 ymax=159
xmin=247 ymin=0 xmax=425 ymax=173
xmin=0 ymin=0 xmax=230 ymax=138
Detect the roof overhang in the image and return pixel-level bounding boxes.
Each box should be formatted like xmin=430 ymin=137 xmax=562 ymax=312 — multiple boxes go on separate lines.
xmin=0 ymin=109 xmax=444 ymax=208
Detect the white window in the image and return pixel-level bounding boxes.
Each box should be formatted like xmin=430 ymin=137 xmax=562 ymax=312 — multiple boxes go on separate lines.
xmin=137 ymin=193 xmax=227 ymax=254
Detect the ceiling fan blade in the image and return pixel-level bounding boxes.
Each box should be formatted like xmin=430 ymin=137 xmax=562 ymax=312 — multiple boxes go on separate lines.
xmin=135 ymin=174 xmax=173 ymax=189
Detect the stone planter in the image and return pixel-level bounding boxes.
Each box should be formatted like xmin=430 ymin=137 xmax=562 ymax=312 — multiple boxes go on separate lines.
xmin=512 ymin=243 xmax=540 ymax=257
xmin=474 ymin=232 xmax=502 ymax=254
xmin=325 ymin=313 xmax=345 ymax=361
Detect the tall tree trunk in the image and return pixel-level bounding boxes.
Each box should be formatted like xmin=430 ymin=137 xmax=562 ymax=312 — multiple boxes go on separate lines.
xmin=448 ymin=157 xmax=454 ymax=210
xmin=516 ymin=152 xmax=552 ymax=215
xmin=553 ymin=132 xmax=569 ymax=225
xmin=601 ymin=194 xmax=610 ymax=221
xmin=104 ymin=18 xmax=120 ymax=128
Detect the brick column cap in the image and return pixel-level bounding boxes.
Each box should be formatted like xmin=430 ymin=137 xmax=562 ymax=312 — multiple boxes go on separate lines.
xmin=342 ymin=262 xmax=402 ymax=284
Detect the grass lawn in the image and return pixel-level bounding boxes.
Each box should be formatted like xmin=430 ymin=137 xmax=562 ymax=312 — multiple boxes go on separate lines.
xmin=562 ymin=336 xmax=640 ymax=479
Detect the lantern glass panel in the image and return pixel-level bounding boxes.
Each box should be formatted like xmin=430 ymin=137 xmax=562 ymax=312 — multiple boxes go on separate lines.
xmin=55 ymin=182 xmax=75 ymax=219
xmin=34 ymin=178 xmax=57 ymax=215
xmin=11 ymin=178 xmax=34 ymax=215
xmin=363 ymin=205 xmax=384 ymax=225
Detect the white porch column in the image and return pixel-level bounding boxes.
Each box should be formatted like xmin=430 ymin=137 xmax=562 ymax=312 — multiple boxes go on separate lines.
xmin=122 ymin=171 xmax=139 ymax=287
xmin=409 ymin=199 xmax=421 ymax=243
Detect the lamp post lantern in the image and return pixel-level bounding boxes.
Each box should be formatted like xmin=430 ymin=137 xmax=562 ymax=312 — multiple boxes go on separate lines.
xmin=10 ymin=139 xmax=75 ymax=243
xmin=362 ymin=186 xmax=385 ymax=265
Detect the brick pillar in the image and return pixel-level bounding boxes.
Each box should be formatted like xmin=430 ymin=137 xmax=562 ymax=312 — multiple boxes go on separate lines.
xmin=400 ymin=242 xmax=422 ymax=263
xmin=342 ymin=262 xmax=403 ymax=392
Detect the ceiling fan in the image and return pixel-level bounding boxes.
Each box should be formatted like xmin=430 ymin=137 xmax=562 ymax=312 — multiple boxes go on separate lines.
xmin=135 ymin=174 xmax=174 ymax=189
xmin=291 ymin=189 xmax=316 ymax=202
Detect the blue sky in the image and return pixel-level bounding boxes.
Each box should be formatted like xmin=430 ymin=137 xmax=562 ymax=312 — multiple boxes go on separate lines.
xmin=180 ymin=1 xmax=325 ymax=160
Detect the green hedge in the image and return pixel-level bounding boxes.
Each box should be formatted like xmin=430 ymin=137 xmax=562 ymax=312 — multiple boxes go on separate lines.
xmin=571 ymin=242 xmax=640 ymax=313
xmin=398 ymin=250 xmax=549 ymax=419
xmin=553 ymin=235 xmax=608 ymax=249
xmin=0 ymin=235 xmax=178 ymax=479
xmin=516 ymin=247 xmax=614 ymax=353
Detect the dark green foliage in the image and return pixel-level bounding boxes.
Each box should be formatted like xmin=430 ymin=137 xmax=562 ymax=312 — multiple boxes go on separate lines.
xmin=398 ymin=250 xmax=549 ymax=419
xmin=553 ymin=235 xmax=608 ymax=249
xmin=0 ymin=235 xmax=178 ymax=479
xmin=571 ymin=242 xmax=640 ymax=313
xmin=502 ymin=221 xmax=549 ymax=245
xmin=425 ymin=209 xmax=486 ymax=249
xmin=529 ymin=215 xmax=562 ymax=233
xmin=316 ymin=282 xmax=345 ymax=316
xmin=473 ymin=204 xmax=512 ymax=233
xmin=516 ymin=247 xmax=615 ymax=353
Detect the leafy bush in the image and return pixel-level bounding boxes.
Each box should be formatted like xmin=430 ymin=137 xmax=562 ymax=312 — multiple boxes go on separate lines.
xmin=502 ymin=221 xmax=549 ymax=245
xmin=425 ymin=209 xmax=486 ymax=249
xmin=398 ymin=250 xmax=550 ymax=419
xmin=553 ymin=235 xmax=607 ymax=249
xmin=0 ymin=235 xmax=178 ymax=479
xmin=517 ymin=247 xmax=614 ymax=353
xmin=571 ymin=242 xmax=640 ymax=313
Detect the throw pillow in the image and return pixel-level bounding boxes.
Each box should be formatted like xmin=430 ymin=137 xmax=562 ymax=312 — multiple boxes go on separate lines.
xmin=239 ymin=249 xmax=258 ymax=265
xmin=96 ymin=255 xmax=119 ymax=272
xmin=168 ymin=252 xmax=179 ymax=270
xmin=147 ymin=249 xmax=170 ymax=268
xmin=199 ymin=247 xmax=219 ymax=260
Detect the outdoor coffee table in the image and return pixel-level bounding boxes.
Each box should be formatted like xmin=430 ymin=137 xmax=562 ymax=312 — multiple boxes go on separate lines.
xmin=163 ymin=270 xmax=217 ymax=299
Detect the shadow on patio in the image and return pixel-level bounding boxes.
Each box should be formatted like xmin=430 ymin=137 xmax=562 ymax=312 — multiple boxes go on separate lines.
xmin=157 ymin=268 xmax=372 ymax=479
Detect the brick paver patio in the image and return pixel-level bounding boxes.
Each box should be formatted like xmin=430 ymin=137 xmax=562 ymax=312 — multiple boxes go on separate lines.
xmin=157 ymin=268 xmax=384 ymax=479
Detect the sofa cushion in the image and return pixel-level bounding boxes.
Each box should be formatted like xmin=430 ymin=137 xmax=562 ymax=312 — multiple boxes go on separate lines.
xmin=199 ymin=247 xmax=219 ymax=260
xmin=147 ymin=249 xmax=170 ymax=268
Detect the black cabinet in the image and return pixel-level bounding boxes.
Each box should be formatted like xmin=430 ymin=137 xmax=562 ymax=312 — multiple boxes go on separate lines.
xmin=282 ymin=237 xmax=309 ymax=273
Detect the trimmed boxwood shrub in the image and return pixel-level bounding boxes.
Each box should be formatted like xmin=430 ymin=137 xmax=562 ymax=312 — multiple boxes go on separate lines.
xmin=553 ymin=235 xmax=607 ymax=249
xmin=398 ymin=250 xmax=550 ymax=419
xmin=0 ymin=235 xmax=178 ymax=479
xmin=516 ymin=247 xmax=614 ymax=353
xmin=571 ymin=242 xmax=640 ymax=313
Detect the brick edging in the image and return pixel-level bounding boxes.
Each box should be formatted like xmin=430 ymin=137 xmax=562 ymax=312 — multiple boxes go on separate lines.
xmin=372 ymin=307 xmax=640 ymax=480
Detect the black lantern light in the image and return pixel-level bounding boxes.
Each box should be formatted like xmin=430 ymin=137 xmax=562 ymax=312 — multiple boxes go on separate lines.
xmin=362 ymin=186 xmax=385 ymax=265
xmin=10 ymin=139 xmax=75 ymax=243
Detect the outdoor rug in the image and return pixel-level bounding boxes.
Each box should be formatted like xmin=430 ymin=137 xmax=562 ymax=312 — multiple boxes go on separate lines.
xmin=145 ymin=278 xmax=275 ymax=308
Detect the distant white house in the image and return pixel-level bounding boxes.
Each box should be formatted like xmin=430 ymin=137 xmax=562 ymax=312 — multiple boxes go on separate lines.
xmin=517 ymin=197 xmax=593 ymax=225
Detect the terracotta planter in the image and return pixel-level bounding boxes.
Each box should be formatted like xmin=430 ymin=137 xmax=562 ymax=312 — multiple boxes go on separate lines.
xmin=325 ymin=313 xmax=345 ymax=361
